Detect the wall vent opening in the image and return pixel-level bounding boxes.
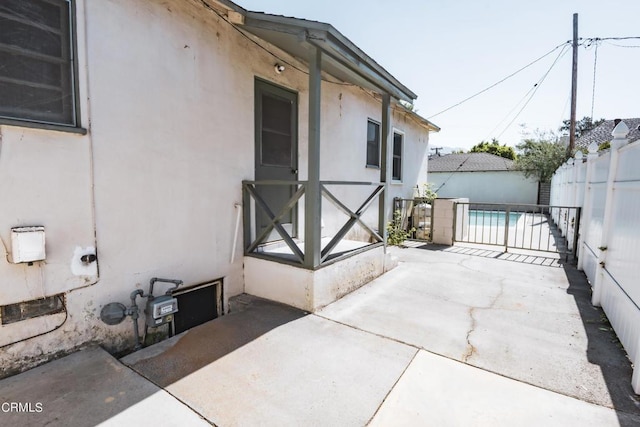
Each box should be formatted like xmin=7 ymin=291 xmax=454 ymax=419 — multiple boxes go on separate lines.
xmin=172 ymin=280 xmax=222 ymax=334
xmin=1 ymin=294 xmax=65 ymax=325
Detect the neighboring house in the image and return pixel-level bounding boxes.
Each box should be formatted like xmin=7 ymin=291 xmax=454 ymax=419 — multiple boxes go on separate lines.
xmin=576 ymin=118 xmax=640 ymax=149
xmin=428 ymin=153 xmax=538 ymax=204
xmin=0 ymin=0 xmax=438 ymax=375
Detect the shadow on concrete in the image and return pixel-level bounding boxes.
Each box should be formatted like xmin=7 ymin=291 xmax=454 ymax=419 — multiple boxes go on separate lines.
xmin=123 ymin=295 xmax=308 ymax=388
xmin=411 ymin=241 xmax=640 ymax=424
xmin=409 ymin=242 xmax=564 ymax=267
xmin=0 ymin=297 xmax=307 ymax=426
xmin=562 ymin=263 xmax=640 ymax=426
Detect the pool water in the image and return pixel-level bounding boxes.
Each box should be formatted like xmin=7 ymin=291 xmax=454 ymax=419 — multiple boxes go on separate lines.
xmin=468 ymin=210 xmax=522 ymax=227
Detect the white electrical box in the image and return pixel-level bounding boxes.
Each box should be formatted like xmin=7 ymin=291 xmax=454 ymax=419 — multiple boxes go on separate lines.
xmin=11 ymin=226 xmax=46 ymax=263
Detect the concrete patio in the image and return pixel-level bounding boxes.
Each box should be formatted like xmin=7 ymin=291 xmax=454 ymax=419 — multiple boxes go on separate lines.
xmin=1 ymin=244 xmax=639 ymax=426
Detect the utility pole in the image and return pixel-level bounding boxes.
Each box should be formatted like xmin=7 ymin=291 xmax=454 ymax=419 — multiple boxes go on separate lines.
xmin=569 ymin=13 xmax=578 ymax=154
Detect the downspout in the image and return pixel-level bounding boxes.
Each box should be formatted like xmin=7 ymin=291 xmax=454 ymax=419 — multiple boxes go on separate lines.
xmin=230 ymin=203 xmax=242 ymax=263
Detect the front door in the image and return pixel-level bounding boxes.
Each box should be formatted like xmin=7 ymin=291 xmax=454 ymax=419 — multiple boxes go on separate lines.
xmin=254 ymin=79 xmax=298 ymax=242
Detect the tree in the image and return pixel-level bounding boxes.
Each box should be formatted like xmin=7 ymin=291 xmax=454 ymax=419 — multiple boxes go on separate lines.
xmin=559 ymin=116 xmax=605 ymax=139
xmin=514 ymin=137 xmax=568 ymax=183
xmin=469 ymin=138 xmax=516 ymax=160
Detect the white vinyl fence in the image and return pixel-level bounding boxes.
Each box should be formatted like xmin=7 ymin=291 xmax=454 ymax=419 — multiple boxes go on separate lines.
xmin=550 ymin=121 xmax=640 ymax=393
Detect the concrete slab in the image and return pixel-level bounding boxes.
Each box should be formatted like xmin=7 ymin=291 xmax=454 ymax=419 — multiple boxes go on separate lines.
xmin=370 ymin=350 xmax=636 ymax=427
xmin=4 ymin=246 xmax=638 ymax=425
xmin=318 ymin=258 xmax=488 ymax=360
xmin=122 ymin=295 xmax=308 ymax=387
xmin=0 ymin=347 xmax=209 ymax=427
xmin=319 ymin=246 xmax=640 ymax=415
xmin=123 ymin=297 xmax=417 ymax=426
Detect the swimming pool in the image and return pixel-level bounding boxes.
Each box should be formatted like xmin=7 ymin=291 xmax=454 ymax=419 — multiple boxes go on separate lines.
xmin=468 ymin=210 xmax=522 ymax=227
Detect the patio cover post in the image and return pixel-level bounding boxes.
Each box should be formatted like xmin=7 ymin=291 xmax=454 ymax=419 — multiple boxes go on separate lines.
xmin=379 ymin=93 xmax=391 ymax=248
xmin=304 ymin=47 xmax=322 ymax=268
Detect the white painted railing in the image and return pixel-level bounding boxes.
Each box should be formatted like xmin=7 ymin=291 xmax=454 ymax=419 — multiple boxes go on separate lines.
xmin=550 ymin=121 xmax=640 ymax=393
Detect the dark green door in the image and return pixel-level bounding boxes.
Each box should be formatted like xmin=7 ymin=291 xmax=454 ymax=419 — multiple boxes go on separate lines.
xmin=255 ymin=79 xmax=298 ymax=241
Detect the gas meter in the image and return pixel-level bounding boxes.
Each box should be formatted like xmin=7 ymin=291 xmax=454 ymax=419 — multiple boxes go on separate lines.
xmin=145 ymin=295 xmax=178 ymax=326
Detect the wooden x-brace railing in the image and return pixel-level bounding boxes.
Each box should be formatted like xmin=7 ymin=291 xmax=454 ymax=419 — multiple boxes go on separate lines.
xmin=243 ymin=180 xmax=385 ymax=268
xmin=244 ymin=182 xmax=306 ymax=263
xmin=320 ymin=183 xmax=384 ymax=262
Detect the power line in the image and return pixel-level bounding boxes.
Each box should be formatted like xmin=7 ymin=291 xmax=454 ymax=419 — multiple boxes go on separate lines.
xmin=583 ymin=36 xmax=640 ymax=42
xmin=426 ymin=41 xmax=570 ymax=119
xmin=433 ymin=154 xmax=473 ymax=193
xmin=494 ymin=44 xmax=570 ymax=140
xmin=603 ymin=40 xmax=640 ymax=48
xmin=483 ymin=84 xmax=537 ymax=141
xmin=583 ymin=36 xmax=640 ymax=49
xmin=192 ymin=4 xmax=640 ymax=119
xmin=426 ymin=36 xmax=639 ymax=121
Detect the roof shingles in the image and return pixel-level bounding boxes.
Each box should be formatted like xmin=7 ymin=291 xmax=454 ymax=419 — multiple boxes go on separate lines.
xmin=576 ymin=118 xmax=640 ymax=149
xmin=428 ymin=152 xmax=514 ymax=172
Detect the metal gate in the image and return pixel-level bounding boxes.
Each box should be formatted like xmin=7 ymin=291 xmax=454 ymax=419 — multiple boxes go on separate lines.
xmin=393 ymin=198 xmax=433 ymax=241
xmin=453 ymin=202 xmax=581 ymax=261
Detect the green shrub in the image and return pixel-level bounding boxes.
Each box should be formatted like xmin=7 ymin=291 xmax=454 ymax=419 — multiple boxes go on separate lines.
xmin=386 ymin=210 xmax=414 ymax=246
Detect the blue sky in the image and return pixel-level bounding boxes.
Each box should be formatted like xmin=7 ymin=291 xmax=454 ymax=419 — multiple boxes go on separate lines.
xmin=238 ymin=0 xmax=640 ymax=151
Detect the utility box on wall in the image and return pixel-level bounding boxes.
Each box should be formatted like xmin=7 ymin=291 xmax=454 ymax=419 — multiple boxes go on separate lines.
xmin=11 ymin=226 xmax=46 ymax=263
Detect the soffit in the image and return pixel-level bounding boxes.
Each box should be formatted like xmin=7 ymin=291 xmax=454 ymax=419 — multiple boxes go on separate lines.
xmin=240 ymin=12 xmax=417 ymax=103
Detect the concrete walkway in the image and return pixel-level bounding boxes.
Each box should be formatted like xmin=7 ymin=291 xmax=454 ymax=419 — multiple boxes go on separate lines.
xmin=2 ymin=245 xmax=639 ymax=426
xmin=0 ymin=347 xmax=209 ymax=426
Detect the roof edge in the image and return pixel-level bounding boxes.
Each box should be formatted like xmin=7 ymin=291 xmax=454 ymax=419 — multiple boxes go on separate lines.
xmin=394 ymin=104 xmax=440 ymax=132
xmin=212 ymin=0 xmax=418 ymax=102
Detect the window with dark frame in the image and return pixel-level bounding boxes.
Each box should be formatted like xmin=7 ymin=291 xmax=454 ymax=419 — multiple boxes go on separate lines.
xmin=366 ymin=119 xmax=380 ymax=167
xmin=0 ymin=0 xmax=78 ymax=127
xmin=392 ymin=132 xmax=403 ymax=181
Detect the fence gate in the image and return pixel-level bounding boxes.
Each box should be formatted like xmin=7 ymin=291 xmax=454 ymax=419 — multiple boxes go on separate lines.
xmin=453 ymin=202 xmax=581 ymax=261
xmin=393 ymin=198 xmax=433 ymax=241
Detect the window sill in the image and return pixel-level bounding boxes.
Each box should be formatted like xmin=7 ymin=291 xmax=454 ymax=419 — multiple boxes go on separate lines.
xmin=391 ymin=180 xmax=403 ymax=185
xmin=0 ymin=118 xmax=87 ymax=135
xmin=366 ymin=164 xmax=380 ymax=170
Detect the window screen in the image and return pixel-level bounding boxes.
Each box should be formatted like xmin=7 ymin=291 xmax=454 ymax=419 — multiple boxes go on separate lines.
xmin=0 ymin=0 xmax=77 ymax=126
xmin=392 ymin=132 xmax=403 ymax=180
xmin=366 ymin=120 xmax=380 ymax=167
xmin=261 ymin=94 xmax=292 ymax=167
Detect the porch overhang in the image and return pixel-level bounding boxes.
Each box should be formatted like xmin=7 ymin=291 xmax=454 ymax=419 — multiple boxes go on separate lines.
xmin=236 ymin=12 xmax=417 ymax=103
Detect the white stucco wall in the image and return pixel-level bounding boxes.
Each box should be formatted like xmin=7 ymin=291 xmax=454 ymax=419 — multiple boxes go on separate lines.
xmin=0 ymin=0 xmax=432 ymax=374
xmin=428 ymin=171 xmax=538 ymax=204
xmin=318 ymin=85 xmax=431 ymax=240
xmin=245 ymin=246 xmax=397 ymax=312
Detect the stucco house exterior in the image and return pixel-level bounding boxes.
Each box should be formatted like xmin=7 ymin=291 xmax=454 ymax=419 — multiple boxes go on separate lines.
xmin=0 ymin=0 xmax=439 ymax=375
xmin=427 ymin=152 xmax=538 ymax=204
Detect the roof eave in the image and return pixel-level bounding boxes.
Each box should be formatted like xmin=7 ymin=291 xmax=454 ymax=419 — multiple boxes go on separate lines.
xmin=396 ymin=106 xmax=440 ymax=132
xmin=235 ymin=11 xmax=417 ymax=102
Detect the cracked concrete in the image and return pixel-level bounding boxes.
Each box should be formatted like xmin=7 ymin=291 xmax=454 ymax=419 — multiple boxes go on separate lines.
xmin=462 ymin=307 xmax=477 ymax=362
xmin=462 ymin=277 xmax=506 ymax=362
xmin=320 ymin=245 xmax=640 ymax=414
xmin=2 ymin=245 xmax=639 ymax=426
